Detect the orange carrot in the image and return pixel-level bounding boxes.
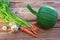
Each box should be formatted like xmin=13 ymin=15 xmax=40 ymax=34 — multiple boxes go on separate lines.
xmin=32 ymin=26 xmax=44 ymax=31
xmin=31 ymin=26 xmax=38 ymax=35
xmin=20 ymin=27 xmax=37 ymax=37
xmin=26 ymin=27 xmax=38 ymax=35
xmin=31 ymin=29 xmax=38 ymax=35
xmin=32 ymin=26 xmax=38 ymax=31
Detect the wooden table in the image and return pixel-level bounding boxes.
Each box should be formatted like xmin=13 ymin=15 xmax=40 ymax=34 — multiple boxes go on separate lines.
xmin=0 ymin=21 xmax=60 ymax=40
xmin=0 ymin=0 xmax=60 ymax=40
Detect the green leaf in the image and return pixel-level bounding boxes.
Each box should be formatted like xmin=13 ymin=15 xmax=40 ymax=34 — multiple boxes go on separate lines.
xmin=2 ymin=0 xmax=9 ymax=6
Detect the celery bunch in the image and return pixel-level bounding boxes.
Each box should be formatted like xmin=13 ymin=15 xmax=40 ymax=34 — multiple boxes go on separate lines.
xmin=0 ymin=0 xmax=33 ymax=28
xmin=0 ymin=0 xmax=38 ymax=37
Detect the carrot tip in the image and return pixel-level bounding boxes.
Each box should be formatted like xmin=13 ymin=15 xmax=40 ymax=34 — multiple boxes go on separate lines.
xmin=20 ymin=27 xmax=37 ymax=37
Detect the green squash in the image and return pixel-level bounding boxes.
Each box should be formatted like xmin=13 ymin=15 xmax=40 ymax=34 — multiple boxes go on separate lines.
xmin=27 ymin=4 xmax=58 ymax=29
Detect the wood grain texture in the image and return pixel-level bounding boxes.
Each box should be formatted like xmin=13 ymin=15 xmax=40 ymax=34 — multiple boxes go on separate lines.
xmin=11 ymin=8 xmax=60 ymax=20
xmin=0 ymin=0 xmax=60 ymax=40
xmin=9 ymin=0 xmax=60 ymax=2
xmin=9 ymin=0 xmax=60 ymax=20
xmin=0 ymin=27 xmax=60 ymax=40
xmin=0 ymin=21 xmax=60 ymax=40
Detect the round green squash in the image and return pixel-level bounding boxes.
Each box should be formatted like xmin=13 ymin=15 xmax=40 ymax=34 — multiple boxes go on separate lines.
xmin=37 ymin=6 xmax=58 ymax=29
xmin=27 ymin=4 xmax=58 ymax=29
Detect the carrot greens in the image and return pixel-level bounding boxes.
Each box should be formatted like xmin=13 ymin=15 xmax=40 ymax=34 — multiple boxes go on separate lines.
xmin=0 ymin=0 xmax=38 ymax=37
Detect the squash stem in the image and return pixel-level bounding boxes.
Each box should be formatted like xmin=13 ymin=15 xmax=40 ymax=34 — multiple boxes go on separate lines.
xmin=26 ymin=4 xmax=38 ymax=16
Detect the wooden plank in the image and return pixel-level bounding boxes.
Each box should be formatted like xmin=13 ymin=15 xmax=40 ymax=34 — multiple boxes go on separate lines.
xmin=0 ymin=0 xmax=60 ymax=40
xmin=0 ymin=28 xmax=60 ymax=40
xmin=9 ymin=0 xmax=60 ymax=20
xmin=10 ymin=1 xmax=60 ymax=8
xmin=9 ymin=0 xmax=60 ymax=8
xmin=9 ymin=0 xmax=60 ymax=2
xmin=11 ymin=8 xmax=60 ymax=20
xmin=0 ymin=21 xmax=60 ymax=40
xmin=12 ymin=8 xmax=36 ymax=20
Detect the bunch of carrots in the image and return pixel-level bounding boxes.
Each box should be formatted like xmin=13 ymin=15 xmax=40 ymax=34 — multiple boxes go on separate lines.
xmin=0 ymin=0 xmax=42 ymax=37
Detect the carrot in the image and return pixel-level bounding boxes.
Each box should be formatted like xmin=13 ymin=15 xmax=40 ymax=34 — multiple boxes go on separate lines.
xmin=32 ymin=26 xmax=38 ymax=31
xmin=25 ymin=27 xmax=38 ymax=35
xmin=20 ymin=27 xmax=37 ymax=37
xmin=32 ymin=26 xmax=38 ymax=35
xmin=33 ymin=25 xmax=44 ymax=31
xmin=31 ymin=29 xmax=38 ymax=35
xmin=26 ymin=27 xmax=38 ymax=35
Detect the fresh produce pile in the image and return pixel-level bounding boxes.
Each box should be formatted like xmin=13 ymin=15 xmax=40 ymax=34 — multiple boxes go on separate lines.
xmin=27 ymin=4 xmax=58 ymax=29
xmin=0 ymin=0 xmax=38 ymax=37
xmin=0 ymin=0 xmax=58 ymax=38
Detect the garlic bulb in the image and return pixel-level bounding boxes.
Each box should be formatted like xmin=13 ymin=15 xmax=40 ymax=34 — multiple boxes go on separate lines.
xmin=11 ymin=24 xmax=19 ymax=32
xmin=2 ymin=26 xmax=7 ymax=31
xmin=8 ymin=22 xmax=19 ymax=32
